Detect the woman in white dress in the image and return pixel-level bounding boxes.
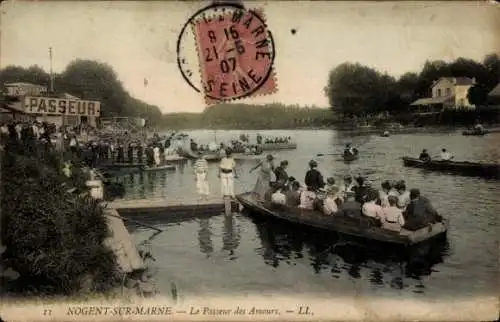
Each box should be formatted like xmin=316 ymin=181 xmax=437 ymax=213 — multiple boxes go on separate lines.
xmin=249 ymin=154 xmax=275 ymax=201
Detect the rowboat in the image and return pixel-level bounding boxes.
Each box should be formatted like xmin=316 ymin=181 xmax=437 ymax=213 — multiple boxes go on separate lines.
xmin=178 ymin=147 xmax=262 ymax=162
xmin=343 ymin=151 xmax=359 ymax=162
xmin=143 ymin=164 xmax=176 ymax=172
xmin=236 ymin=192 xmax=448 ymax=247
xmin=177 ymin=148 xmax=222 ymax=162
xmin=401 ymin=156 xmax=500 ymax=179
xmin=462 ymin=130 xmax=489 ymax=136
xmin=259 ymin=142 xmax=297 ymax=151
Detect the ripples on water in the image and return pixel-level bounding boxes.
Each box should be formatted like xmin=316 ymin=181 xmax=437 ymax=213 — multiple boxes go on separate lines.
xmin=117 ymin=130 xmax=499 ymax=298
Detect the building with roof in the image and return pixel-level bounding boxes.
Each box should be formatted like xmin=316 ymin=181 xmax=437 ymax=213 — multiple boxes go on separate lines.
xmin=0 ymin=82 xmax=100 ymax=127
xmin=410 ymin=77 xmax=476 ymax=115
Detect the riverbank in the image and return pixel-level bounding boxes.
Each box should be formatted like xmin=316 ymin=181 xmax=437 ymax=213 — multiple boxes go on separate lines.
xmin=0 ymin=135 xmax=123 ymax=296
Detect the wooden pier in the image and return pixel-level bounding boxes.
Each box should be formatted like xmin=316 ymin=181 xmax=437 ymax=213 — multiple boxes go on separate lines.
xmin=107 ymin=196 xmax=239 ymax=219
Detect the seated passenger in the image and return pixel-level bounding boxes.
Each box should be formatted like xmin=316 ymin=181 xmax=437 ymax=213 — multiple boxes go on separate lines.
xmin=324 ymin=177 xmax=337 ymax=194
xmin=404 ymin=188 xmax=443 ymax=231
xmin=419 ymin=149 xmax=431 ymax=162
xmin=440 ymin=148 xmax=453 ymax=161
xmin=395 ymin=181 xmax=411 ymax=211
xmin=271 ymin=188 xmax=287 ymax=206
xmin=286 ymin=181 xmax=302 ymax=206
xmin=362 ymin=190 xmax=384 ymax=222
xmin=274 ymin=160 xmax=289 ymax=184
xmin=382 ymin=196 xmax=405 ymax=232
xmin=264 ymin=185 xmax=278 ymax=202
xmin=353 ymin=176 xmax=369 ymax=204
xmin=378 ymin=180 xmax=392 ymax=207
xmin=323 ymin=186 xmax=339 ymax=215
xmin=337 ymin=191 xmax=362 ymax=218
xmin=338 ymin=175 xmax=355 ymax=201
xmin=344 ymin=143 xmax=355 ymax=156
xmin=299 ymin=187 xmax=316 ymax=210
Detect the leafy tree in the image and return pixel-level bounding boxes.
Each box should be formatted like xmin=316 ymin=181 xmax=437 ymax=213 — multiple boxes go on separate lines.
xmin=0 ymin=65 xmax=50 ymax=88
xmin=0 ymin=60 xmax=163 ymax=121
xmin=483 ymin=53 xmax=500 ymax=91
xmin=415 ymin=60 xmax=451 ymax=97
xmin=467 ymin=85 xmax=489 ymax=106
xmin=57 ymin=59 xmax=128 ymax=116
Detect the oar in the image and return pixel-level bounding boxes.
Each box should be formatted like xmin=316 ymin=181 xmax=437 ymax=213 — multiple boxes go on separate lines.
xmin=317 ymin=153 xmax=342 ymax=157
xmin=105 ymin=212 xmax=164 ymax=233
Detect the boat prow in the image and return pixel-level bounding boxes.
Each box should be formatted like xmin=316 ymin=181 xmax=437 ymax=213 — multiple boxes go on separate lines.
xmin=236 ymin=192 xmax=448 ymax=247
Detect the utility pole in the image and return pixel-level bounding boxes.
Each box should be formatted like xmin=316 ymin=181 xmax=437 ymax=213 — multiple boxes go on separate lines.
xmin=49 ymin=47 xmax=54 ymax=93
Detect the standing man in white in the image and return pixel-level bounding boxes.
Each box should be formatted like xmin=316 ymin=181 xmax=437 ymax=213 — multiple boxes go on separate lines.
xmin=194 ymin=152 xmax=210 ymax=200
xmin=218 ymin=148 xmax=237 ymax=215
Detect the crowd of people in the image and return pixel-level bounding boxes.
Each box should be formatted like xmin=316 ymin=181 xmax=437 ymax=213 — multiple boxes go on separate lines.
xmin=249 ymin=156 xmax=442 ymax=232
xmin=256 ymin=133 xmax=293 ymax=145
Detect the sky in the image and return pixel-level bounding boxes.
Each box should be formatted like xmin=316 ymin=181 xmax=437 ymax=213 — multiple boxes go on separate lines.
xmin=1 ymin=1 xmax=499 ymax=113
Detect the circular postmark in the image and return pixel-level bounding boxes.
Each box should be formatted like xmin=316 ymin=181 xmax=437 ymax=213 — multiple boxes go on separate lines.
xmin=177 ymin=2 xmax=276 ymax=102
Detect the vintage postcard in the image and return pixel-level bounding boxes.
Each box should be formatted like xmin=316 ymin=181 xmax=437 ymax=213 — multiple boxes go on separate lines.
xmin=0 ymin=0 xmax=499 ymax=321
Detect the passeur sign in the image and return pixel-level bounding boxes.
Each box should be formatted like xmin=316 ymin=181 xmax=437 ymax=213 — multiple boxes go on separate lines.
xmin=24 ymin=96 xmax=101 ymax=117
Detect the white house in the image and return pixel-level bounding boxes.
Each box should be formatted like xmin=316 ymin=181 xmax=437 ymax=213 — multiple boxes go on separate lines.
xmin=410 ymin=77 xmax=476 ymax=114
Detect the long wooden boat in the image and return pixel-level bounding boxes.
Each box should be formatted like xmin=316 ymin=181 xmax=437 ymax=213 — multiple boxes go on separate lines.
xmin=177 ymin=147 xmax=221 ymax=161
xmin=99 ymin=162 xmax=146 ymax=170
xmin=236 ymin=192 xmax=448 ymax=246
xmin=178 ymin=147 xmax=262 ymax=162
xmin=462 ymin=130 xmax=489 ymax=136
xmin=401 ymin=156 xmax=500 ymax=179
xmin=259 ymin=142 xmax=297 ymax=151
xmin=143 ymin=164 xmax=176 ymax=172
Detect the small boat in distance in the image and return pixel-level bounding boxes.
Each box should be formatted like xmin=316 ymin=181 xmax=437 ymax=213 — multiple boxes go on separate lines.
xmin=343 ymin=150 xmax=359 ymax=162
xmin=381 ymin=130 xmax=390 ymax=137
xmin=462 ymin=130 xmax=489 ymax=136
xmin=236 ymin=192 xmax=448 ymax=247
xmin=401 ymin=156 xmax=500 ymax=179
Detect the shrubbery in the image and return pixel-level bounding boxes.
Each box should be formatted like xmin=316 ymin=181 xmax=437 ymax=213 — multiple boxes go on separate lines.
xmin=1 ymin=139 xmax=121 ymax=295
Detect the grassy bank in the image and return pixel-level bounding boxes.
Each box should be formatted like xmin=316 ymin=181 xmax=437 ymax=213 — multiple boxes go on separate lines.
xmin=1 ymin=136 xmax=122 ymax=296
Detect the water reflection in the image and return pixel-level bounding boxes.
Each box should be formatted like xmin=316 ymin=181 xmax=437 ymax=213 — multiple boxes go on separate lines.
xmin=249 ymin=211 xmax=449 ymax=290
xmin=221 ymin=214 xmax=241 ymax=259
xmin=198 ymin=218 xmax=213 ymax=257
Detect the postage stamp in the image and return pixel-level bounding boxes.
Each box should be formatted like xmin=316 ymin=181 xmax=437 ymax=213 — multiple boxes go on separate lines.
xmin=1 ymin=1 xmax=500 ymax=322
xmin=178 ymin=3 xmax=277 ymax=105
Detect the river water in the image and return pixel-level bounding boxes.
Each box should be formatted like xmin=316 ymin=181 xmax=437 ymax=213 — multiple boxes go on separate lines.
xmin=117 ymin=130 xmax=498 ymax=300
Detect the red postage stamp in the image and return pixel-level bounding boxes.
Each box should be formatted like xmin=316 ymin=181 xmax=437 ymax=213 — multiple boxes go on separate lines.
xmin=192 ymin=8 xmax=277 ymax=105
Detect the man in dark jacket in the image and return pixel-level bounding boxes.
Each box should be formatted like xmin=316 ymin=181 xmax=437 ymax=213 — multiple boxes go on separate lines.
xmin=337 ymin=191 xmax=362 ymax=218
xmin=353 ymin=176 xmax=369 ymax=204
xmin=304 ymin=160 xmax=325 ymax=191
xmin=274 ymin=160 xmax=289 ymax=185
xmin=404 ymin=188 xmax=442 ymax=230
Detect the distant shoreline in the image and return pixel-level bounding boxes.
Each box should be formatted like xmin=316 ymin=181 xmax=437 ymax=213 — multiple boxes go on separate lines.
xmin=154 ymin=124 xmax=500 ymax=135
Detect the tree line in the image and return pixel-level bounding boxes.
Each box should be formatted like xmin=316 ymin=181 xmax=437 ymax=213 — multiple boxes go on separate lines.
xmin=324 ymin=53 xmax=500 ymax=118
xmin=160 ymin=103 xmax=337 ymax=129
xmin=0 ymin=60 xmax=163 ymax=124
